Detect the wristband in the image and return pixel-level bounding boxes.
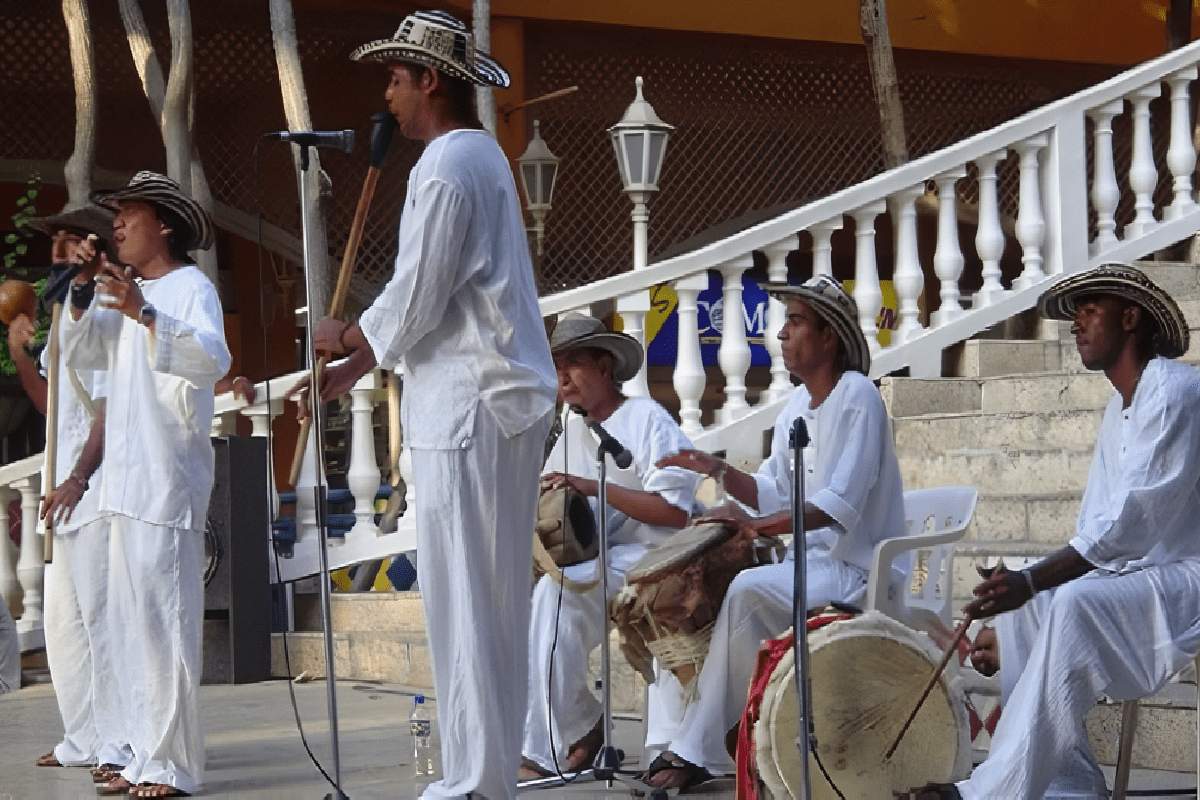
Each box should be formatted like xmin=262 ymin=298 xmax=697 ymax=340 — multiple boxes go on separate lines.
xmin=1020 ymin=568 xmax=1037 ymax=596
xmin=69 ymin=469 xmax=89 ymax=491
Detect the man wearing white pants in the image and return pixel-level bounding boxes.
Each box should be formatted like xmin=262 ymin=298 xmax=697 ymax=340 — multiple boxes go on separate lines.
xmin=646 ymin=275 xmax=906 ymax=790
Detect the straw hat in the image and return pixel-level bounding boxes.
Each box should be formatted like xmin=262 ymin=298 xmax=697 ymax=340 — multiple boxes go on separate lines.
xmin=1038 ymin=263 xmax=1189 ymax=359
xmin=350 ymin=10 xmax=511 ymax=89
xmin=762 ymin=275 xmax=872 ymax=374
xmin=91 ymin=171 xmax=214 ymax=253
xmin=549 ymin=313 xmax=644 ymax=383
xmin=26 ymin=204 xmax=116 ymax=257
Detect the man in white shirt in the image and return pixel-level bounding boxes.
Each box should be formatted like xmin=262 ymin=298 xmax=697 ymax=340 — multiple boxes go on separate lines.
xmin=521 ymin=313 xmax=699 ymax=779
xmin=909 ymin=263 xmax=1200 ymax=800
xmin=307 ymin=11 xmax=556 ymax=800
xmin=63 ymin=171 xmax=229 ymax=799
xmin=646 ymin=275 xmax=906 ymax=790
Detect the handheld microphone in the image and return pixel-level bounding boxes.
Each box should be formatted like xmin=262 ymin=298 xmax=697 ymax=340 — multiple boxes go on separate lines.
xmin=588 ymin=421 xmax=633 ymax=469
xmin=264 ymin=129 xmax=355 ymax=153
xmin=789 ymin=416 xmax=809 ymax=449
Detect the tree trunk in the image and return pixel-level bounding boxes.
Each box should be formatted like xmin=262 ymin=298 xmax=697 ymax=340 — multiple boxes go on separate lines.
xmin=860 ymin=0 xmax=908 ymax=170
xmin=61 ymin=0 xmax=96 ymax=210
xmin=473 ymin=0 xmax=497 ymax=136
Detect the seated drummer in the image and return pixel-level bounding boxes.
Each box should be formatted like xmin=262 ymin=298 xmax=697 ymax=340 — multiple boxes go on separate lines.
xmin=645 ymin=275 xmax=906 ymax=790
xmin=520 ymin=313 xmax=701 ymax=779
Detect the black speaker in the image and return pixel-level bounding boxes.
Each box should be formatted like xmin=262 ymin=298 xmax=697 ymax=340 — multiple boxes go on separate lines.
xmin=202 ymin=436 xmax=271 ymax=684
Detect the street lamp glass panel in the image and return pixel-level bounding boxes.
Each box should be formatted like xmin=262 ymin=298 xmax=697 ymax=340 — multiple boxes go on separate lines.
xmin=521 ymin=163 xmax=540 ymax=205
xmin=647 ymin=131 xmax=668 ymax=185
xmin=539 ymin=167 xmax=556 ymax=207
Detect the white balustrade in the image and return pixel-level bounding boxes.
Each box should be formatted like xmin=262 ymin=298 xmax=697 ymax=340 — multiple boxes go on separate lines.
xmin=617 ymin=291 xmax=652 ymax=398
xmin=890 ymin=186 xmax=925 ymax=345
xmin=672 ymin=273 xmax=708 ymax=438
xmin=1126 ymin=85 xmax=1162 ymax=239
xmin=1166 ymin=69 xmax=1197 ymax=220
xmin=12 ymin=475 xmax=42 ymax=649
xmin=1088 ymin=100 xmax=1124 ymax=255
xmin=0 ymin=487 xmax=17 ymax=617
xmin=851 ymin=202 xmax=887 ymax=355
xmin=717 ymin=256 xmax=754 ymax=424
xmin=932 ymin=168 xmax=967 ymax=328
xmin=972 ymin=151 xmax=1007 ymax=307
xmin=346 ymin=370 xmax=382 ymax=538
xmin=762 ymin=236 xmax=798 ymax=403
xmin=811 ymin=220 xmax=841 ymax=278
xmin=1012 ymin=134 xmax=1049 ymax=291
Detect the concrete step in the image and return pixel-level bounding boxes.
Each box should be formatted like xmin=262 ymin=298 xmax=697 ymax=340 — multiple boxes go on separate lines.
xmin=882 ymin=371 xmax=1114 ymax=418
xmin=951 ymin=339 xmax=1063 ymax=378
xmin=894 ymin=408 xmax=1104 ymax=457
xmin=1087 ymin=679 xmax=1199 ymax=773
xmin=898 ymin=444 xmax=1094 ymax=497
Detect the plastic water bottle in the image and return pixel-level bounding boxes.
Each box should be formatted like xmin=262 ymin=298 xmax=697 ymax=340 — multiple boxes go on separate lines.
xmin=410 ymin=695 xmax=434 ymax=776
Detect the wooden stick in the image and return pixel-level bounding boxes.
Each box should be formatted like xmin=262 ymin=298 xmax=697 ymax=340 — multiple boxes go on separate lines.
xmin=885 ymin=614 xmax=973 ymax=760
xmin=42 ymin=305 xmax=62 ymax=563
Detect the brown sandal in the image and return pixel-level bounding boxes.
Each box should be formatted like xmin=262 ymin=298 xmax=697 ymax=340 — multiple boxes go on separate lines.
xmin=35 ymin=751 xmax=61 ymax=767
xmin=96 ymin=776 xmax=132 ymax=796
xmin=130 ymin=783 xmax=189 ymax=798
xmin=92 ymin=764 xmax=126 ymax=784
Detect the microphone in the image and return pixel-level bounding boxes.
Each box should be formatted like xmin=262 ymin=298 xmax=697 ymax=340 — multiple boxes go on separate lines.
xmin=588 ymin=421 xmax=633 ymax=469
xmin=264 ymin=129 xmax=355 ymax=153
xmin=789 ymin=416 xmax=809 ymax=450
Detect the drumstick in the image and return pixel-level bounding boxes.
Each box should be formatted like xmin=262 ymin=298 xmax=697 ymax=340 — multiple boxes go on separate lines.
xmin=288 ymin=112 xmax=397 ymax=488
xmin=884 ymin=613 xmax=973 ymax=760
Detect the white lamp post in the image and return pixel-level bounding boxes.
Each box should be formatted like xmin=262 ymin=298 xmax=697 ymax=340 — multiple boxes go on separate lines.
xmin=609 ymin=76 xmax=672 ymax=397
xmin=517 ymin=120 xmax=560 ymax=256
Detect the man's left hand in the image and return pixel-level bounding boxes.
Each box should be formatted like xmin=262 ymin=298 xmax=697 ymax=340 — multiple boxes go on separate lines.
xmin=542 ymin=472 xmax=598 ymax=497
xmin=696 ymin=502 xmax=752 ymax=527
xmin=964 ymin=565 xmax=1032 ymax=619
xmin=41 ymin=475 xmax=86 ymax=527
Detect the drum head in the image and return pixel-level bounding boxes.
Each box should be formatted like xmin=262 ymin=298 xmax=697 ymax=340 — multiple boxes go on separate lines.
xmin=756 ymin=612 xmax=970 ymax=800
xmin=625 ymin=521 xmax=735 ymax=582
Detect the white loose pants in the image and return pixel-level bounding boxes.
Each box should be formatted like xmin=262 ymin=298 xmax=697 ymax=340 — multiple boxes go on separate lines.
xmin=414 ymin=408 xmax=551 ymax=800
xmin=958 ymin=562 xmax=1200 ymax=800
xmin=44 ymin=517 xmax=131 ymax=767
xmin=664 ymin=553 xmax=867 ymax=774
xmin=110 ymin=516 xmax=205 ymax=794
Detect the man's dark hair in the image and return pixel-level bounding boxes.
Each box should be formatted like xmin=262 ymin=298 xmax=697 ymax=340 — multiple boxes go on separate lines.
xmin=398 ymin=62 xmax=483 ymax=130
xmin=811 ymin=312 xmax=850 ymax=374
xmin=153 ymin=204 xmax=194 ymax=263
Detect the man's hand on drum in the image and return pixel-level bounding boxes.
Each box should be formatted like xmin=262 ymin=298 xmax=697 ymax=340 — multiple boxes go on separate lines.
xmin=694 ymin=502 xmax=752 ymax=527
xmin=657 ymin=449 xmax=722 ymax=478
xmin=963 ymin=564 xmax=1031 ymax=620
xmin=541 ymin=472 xmax=598 ymax=497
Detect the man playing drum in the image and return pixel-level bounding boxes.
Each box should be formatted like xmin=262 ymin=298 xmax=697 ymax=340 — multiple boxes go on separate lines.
xmin=910 ymin=263 xmax=1200 ymax=800
xmin=644 ymin=274 xmax=906 ymax=790
xmin=521 ymin=313 xmax=700 ymax=779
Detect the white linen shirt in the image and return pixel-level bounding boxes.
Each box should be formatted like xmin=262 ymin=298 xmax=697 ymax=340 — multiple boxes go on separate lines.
xmin=358 ymin=129 xmax=556 ymax=450
xmin=38 ymin=343 xmax=106 ymax=533
xmin=60 ymin=265 xmax=230 ymax=529
xmin=752 ymin=371 xmax=906 ymax=572
xmin=545 ymin=398 xmax=701 ymax=548
xmin=1070 ymin=357 xmax=1200 ymax=571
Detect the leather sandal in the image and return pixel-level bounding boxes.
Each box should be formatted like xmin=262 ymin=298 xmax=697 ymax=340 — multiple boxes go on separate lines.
xmin=35 ymin=751 xmax=61 ymax=767
xmin=96 ymin=776 xmax=132 ymax=796
xmin=92 ymin=764 xmax=126 ymax=784
xmin=130 ymin=784 xmax=189 ymax=798
xmin=643 ymin=751 xmax=713 ymax=791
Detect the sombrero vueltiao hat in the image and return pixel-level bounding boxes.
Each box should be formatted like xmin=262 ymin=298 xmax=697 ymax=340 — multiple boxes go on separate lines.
xmin=26 ymin=203 xmax=116 ymax=258
xmin=349 ymin=9 xmax=511 ymax=89
xmin=90 ymin=171 xmax=215 ymax=253
xmin=549 ymin=313 xmax=644 ymax=383
xmin=1038 ymin=263 xmax=1189 ymax=359
xmin=761 ymin=274 xmax=872 ymax=375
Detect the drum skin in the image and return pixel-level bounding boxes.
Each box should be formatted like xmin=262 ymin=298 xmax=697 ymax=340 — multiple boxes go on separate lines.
xmin=754 ymin=612 xmax=971 ymax=800
xmin=0 ymin=280 xmax=36 ymax=326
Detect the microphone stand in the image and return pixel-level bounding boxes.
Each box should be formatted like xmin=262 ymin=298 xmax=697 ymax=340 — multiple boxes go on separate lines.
xmin=296 ymin=142 xmax=349 ymax=800
xmin=519 ymin=423 xmax=663 ymax=800
xmin=791 ymin=417 xmax=814 ymax=800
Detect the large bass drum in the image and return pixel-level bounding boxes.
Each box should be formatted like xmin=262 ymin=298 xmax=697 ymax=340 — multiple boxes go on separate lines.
xmin=750 ymin=611 xmax=971 ymax=800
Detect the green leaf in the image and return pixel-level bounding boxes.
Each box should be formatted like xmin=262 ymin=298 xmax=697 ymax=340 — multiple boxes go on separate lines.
xmin=3 ymin=234 xmax=16 ymax=245
xmin=15 ymin=244 xmax=26 ymax=256
xmin=15 ymin=198 xmax=26 ymax=207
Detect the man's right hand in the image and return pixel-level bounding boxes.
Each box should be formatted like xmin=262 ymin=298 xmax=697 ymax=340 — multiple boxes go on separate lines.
xmin=7 ymin=314 xmax=35 ymax=355
xmin=695 ymin=501 xmax=752 ymax=527
xmin=657 ymin=449 xmax=722 ymax=477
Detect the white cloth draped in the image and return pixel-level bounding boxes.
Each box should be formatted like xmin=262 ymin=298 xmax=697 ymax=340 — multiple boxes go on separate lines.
xmin=960 ymin=358 xmax=1200 ymax=799
xmin=652 ymin=373 xmax=905 ymax=773
xmin=0 ymin=598 xmax=17 ymax=695
xmin=523 ymin=400 xmax=699 ymax=772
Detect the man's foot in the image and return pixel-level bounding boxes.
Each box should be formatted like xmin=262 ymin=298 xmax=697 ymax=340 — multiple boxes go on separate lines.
xmin=130 ymin=784 xmax=189 ymax=798
xmin=896 ymin=782 xmax=962 ymax=800
xmin=96 ymin=776 xmax=132 ymax=796
xmin=92 ymin=764 xmax=126 ymax=784
xmin=643 ymin=751 xmax=712 ymax=791
xmin=518 ymin=757 xmax=554 ymax=780
xmin=35 ymin=751 xmax=61 ymax=767
xmin=565 ymin=718 xmax=604 ymax=772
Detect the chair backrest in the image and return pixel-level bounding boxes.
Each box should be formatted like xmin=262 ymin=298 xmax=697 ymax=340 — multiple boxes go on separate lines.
xmin=865 ymin=486 xmax=978 ymax=635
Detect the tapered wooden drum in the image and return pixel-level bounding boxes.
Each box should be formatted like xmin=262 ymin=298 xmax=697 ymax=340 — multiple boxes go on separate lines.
xmin=751 ymin=612 xmax=971 ymax=800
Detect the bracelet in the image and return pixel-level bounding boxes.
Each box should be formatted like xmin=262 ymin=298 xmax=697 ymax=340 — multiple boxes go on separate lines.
xmin=69 ymin=469 xmax=89 ymax=491
xmin=1020 ymin=568 xmax=1037 ymax=596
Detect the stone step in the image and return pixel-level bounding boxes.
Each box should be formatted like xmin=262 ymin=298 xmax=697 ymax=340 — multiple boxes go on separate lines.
xmin=894 ymin=408 xmax=1104 ymax=457
xmin=1087 ymin=679 xmax=1199 ymax=773
xmin=898 ymin=444 xmax=1094 ymax=497
xmin=881 ymin=371 xmax=1115 ymax=418
xmin=950 ymin=339 xmax=1063 ymax=378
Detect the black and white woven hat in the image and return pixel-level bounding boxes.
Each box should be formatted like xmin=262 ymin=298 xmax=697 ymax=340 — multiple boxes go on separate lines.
xmin=350 ymin=10 xmax=510 ymax=89
xmin=549 ymin=313 xmax=644 ymax=383
xmin=761 ymin=274 xmax=872 ymax=375
xmin=1038 ymin=262 xmax=1189 ymax=359
xmin=91 ymin=171 xmax=214 ymax=253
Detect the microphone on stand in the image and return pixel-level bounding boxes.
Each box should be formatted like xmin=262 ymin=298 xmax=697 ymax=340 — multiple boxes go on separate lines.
xmin=588 ymin=421 xmax=633 ymax=469
xmin=263 ymin=129 xmax=355 ymax=153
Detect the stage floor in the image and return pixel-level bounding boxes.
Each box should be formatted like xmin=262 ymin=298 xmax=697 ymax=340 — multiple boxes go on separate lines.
xmin=0 ymin=679 xmax=1194 ymax=799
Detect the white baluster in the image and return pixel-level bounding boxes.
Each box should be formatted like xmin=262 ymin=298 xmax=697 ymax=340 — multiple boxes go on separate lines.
xmin=617 ymin=292 xmax=651 ymax=398
xmin=1167 ymin=68 xmax=1197 ymax=220
xmin=241 ymin=396 xmax=284 ymax=518
xmin=811 ymin=219 xmax=842 ymax=278
xmin=890 ymin=186 xmax=924 ymax=344
xmin=12 ymin=475 xmax=42 ymax=648
xmin=672 ymin=273 xmax=709 ymax=438
xmin=763 ymin=236 xmax=799 ymax=403
xmin=1126 ymin=85 xmax=1162 ymax=238
xmin=1088 ymin=100 xmax=1125 ymax=255
xmin=717 ymin=255 xmax=754 ymax=424
xmin=0 ymin=487 xmax=17 ymax=617
xmin=973 ymin=151 xmax=1007 ymax=307
xmin=210 ymin=409 xmax=237 ymax=439
xmin=933 ymin=168 xmax=967 ymax=328
xmin=1012 ymin=134 xmax=1049 ymax=291
xmin=852 ymin=201 xmax=888 ymax=356
xmin=294 ymin=419 xmax=325 ymax=549
xmin=347 ymin=370 xmax=382 ymax=538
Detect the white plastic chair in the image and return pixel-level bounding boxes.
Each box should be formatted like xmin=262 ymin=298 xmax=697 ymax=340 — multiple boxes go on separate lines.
xmin=864 ymin=486 xmax=978 ymax=634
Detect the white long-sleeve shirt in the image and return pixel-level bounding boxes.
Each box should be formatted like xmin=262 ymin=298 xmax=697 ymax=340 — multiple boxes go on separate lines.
xmin=359 ymin=129 xmax=556 ymax=449
xmin=1071 ymin=357 xmax=1200 ymax=571
xmin=752 ymin=372 xmax=906 ymax=572
xmin=60 ymin=265 xmax=230 ymax=529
